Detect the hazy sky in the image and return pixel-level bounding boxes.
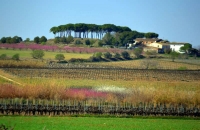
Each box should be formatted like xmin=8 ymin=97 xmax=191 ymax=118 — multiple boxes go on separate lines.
xmin=0 ymin=0 xmax=200 ymax=47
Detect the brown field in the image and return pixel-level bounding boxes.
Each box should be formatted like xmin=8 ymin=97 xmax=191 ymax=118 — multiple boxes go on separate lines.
xmin=91 ymin=59 xmax=200 ymax=70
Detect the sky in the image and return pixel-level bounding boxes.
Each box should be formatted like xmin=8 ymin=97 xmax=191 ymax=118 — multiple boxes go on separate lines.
xmin=0 ymin=0 xmax=200 ymax=47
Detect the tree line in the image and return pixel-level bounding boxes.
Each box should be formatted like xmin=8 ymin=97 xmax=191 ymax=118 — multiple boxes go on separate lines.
xmin=0 ymin=36 xmax=23 ymax=43
xmin=0 ymin=36 xmax=47 ymax=44
xmin=50 ymin=23 xmax=159 ymax=39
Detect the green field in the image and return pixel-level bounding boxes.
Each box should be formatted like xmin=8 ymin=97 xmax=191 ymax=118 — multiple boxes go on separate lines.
xmin=0 ymin=116 xmax=200 ymax=130
xmin=0 ymin=49 xmax=92 ymax=60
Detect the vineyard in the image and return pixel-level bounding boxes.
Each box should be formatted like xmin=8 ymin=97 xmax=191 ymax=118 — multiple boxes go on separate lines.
xmin=0 ymin=99 xmax=199 ymax=116
xmin=2 ymin=68 xmax=200 ymax=82
xmin=93 ymin=59 xmax=200 ymax=70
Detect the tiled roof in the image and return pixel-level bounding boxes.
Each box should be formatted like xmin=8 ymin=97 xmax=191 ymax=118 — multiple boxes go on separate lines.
xmin=152 ymin=42 xmax=170 ymax=45
xmin=168 ymin=42 xmax=186 ymax=45
xmin=143 ymin=46 xmax=159 ymax=50
xmin=135 ymin=38 xmax=160 ymax=42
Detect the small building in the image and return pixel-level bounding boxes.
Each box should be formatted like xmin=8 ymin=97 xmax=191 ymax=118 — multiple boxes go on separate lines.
xmin=134 ymin=38 xmax=162 ymax=46
xmin=149 ymin=42 xmax=170 ymax=53
xmin=169 ymin=42 xmax=186 ymax=53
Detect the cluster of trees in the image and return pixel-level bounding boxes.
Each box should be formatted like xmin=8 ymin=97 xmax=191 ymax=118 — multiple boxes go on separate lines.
xmin=0 ymin=36 xmax=23 ymax=43
xmin=179 ymin=43 xmax=199 ymax=57
xmin=101 ymin=31 xmax=156 ymax=47
xmin=54 ymin=36 xmax=74 ymax=44
xmin=50 ymin=23 xmax=130 ymax=39
xmin=50 ymin=23 xmax=159 ymax=40
xmin=33 ymin=36 xmax=47 ymax=44
xmin=0 ymin=36 xmax=48 ymax=45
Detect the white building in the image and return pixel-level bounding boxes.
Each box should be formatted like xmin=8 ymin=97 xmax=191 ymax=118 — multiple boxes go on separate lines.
xmin=169 ymin=43 xmax=185 ymax=53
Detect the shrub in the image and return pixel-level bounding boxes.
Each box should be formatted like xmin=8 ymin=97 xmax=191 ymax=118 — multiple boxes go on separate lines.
xmin=114 ymin=53 xmax=121 ymax=59
xmin=75 ymin=40 xmax=82 ymax=45
xmin=85 ymin=39 xmax=91 ymax=46
xmin=88 ymin=56 xmax=101 ymax=62
xmin=94 ymin=52 xmax=102 ymax=58
xmin=170 ymin=51 xmax=180 ymax=62
xmin=60 ymin=37 xmax=67 ymax=43
xmin=0 ymin=54 xmax=7 ymax=60
xmin=54 ymin=37 xmax=60 ymax=43
xmin=90 ymin=39 xmax=96 ymax=46
xmin=178 ymin=66 xmax=187 ymax=70
xmin=98 ymin=40 xmax=103 ymax=47
xmin=68 ymin=58 xmax=87 ymax=63
xmin=57 ymin=60 xmax=68 ymax=63
xmin=133 ymin=48 xmax=143 ymax=58
xmin=103 ymin=52 xmax=112 ymax=59
xmin=0 ymin=124 xmax=15 ymax=130
xmin=121 ymin=51 xmax=130 ymax=59
xmin=31 ymin=50 xmax=45 ymax=59
xmin=55 ymin=54 xmax=65 ymax=61
xmin=66 ymin=36 xmax=74 ymax=44
xmin=145 ymin=50 xmax=157 ymax=58
xmin=12 ymin=54 xmax=20 ymax=61
xmin=41 ymin=42 xmax=46 ymax=45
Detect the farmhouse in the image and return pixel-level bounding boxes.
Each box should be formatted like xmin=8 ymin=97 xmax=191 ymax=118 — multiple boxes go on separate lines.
xmin=134 ymin=38 xmax=162 ymax=46
xmin=133 ymin=38 xmax=170 ymax=53
xmin=132 ymin=38 xmax=189 ymax=54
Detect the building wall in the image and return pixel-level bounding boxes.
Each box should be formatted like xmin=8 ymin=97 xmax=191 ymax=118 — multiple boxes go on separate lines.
xmin=150 ymin=43 xmax=162 ymax=48
xmin=143 ymin=47 xmax=158 ymax=52
xmin=149 ymin=42 xmax=170 ymax=50
xmin=162 ymin=45 xmax=170 ymax=50
xmin=170 ymin=44 xmax=184 ymax=52
xmin=134 ymin=40 xmax=156 ymax=46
